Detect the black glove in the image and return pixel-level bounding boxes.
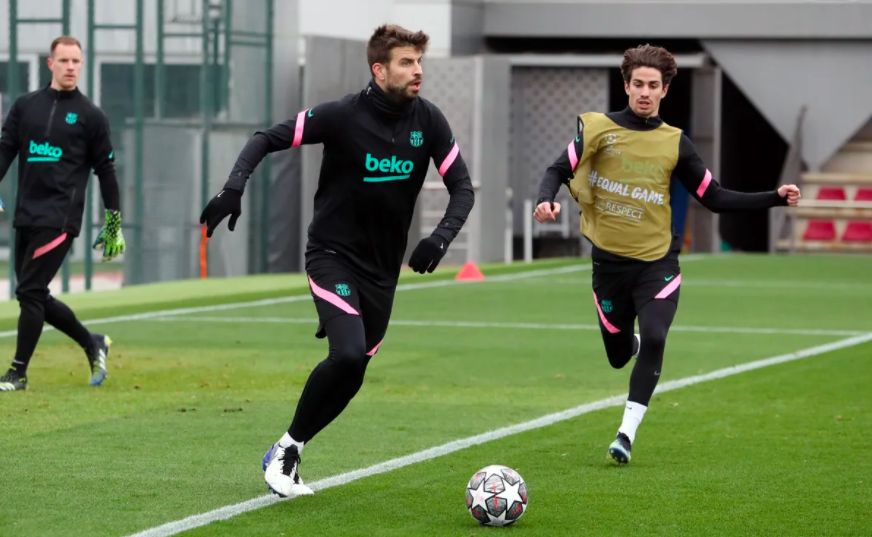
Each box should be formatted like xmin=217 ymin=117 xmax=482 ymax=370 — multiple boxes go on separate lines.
xmin=199 ymin=188 xmax=242 ymax=238
xmin=408 ymin=235 xmax=447 ymax=274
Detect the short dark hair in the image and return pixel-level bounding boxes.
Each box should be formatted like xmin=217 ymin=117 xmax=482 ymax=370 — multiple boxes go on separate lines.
xmin=50 ymin=36 xmax=83 ymax=55
xmin=366 ymin=24 xmax=429 ymax=68
xmin=621 ymin=44 xmax=678 ymax=86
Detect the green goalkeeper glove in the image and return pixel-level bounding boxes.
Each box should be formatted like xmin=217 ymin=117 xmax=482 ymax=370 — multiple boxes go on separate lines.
xmin=93 ymin=209 xmax=126 ymax=261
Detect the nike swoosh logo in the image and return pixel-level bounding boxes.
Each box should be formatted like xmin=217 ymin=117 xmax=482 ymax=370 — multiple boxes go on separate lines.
xmin=307 ymin=108 xmax=314 ymax=118
xmin=664 ymin=275 xmax=674 ymax=282
xmin=575 ymin=135 xmax=581 ymax=143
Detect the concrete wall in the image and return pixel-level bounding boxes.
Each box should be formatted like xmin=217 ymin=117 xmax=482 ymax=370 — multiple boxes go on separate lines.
xmin=703 ymin=40 xmax=872 ymax=171
xmin=418 ymin=56 xmax=511 ymax=264
xmin=481 ymin=1 xmax=872 ymax=39
xmin=457 ymin=0 xmax=872 ymax=171
xmin=299 ymin=0 xmax=452 ymax=57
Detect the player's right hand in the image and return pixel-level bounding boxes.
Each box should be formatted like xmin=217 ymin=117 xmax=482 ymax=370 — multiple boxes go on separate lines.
xmin=408 ymin=235 xmax=446 ymax=274
xmin=533 ymin=201 xmax=561 ymax=223
xmin=778 ymin=184 xmax=801 ymax=207
xmin=199 ymin=188 xmax=242 ymax=237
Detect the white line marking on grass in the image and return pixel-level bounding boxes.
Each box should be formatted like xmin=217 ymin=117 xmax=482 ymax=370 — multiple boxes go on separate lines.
xmin=680 ymin=279 xmax=872 ymax=291
xmin=3 ymin=256 xmax=729 ymax=340
xmin=0 ymin=296 xmax=314 ymax=339
xmin=123 ymin=332 xmax=872 ymax=537
xmin=523 ymin=277 xmax=872 ymax=291
xmin=0 ymin=264 xmax=593 ymax=339
xmin=143 ymin=316 xmax=868 ymax=338
xmin=0 ymin=257 xmax=721 ymax=340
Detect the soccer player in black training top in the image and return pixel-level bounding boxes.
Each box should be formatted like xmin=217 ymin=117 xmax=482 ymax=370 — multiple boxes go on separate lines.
xmin=534 ymin=45 xmax=800 ymax=464
xmin=200 ymin=24 xmax=474 ymax=496
xmin=0 ymin=36 xmax=125 ymax=393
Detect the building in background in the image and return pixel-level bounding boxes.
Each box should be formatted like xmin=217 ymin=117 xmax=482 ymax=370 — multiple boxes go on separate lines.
xmin=1 ymin=0 xmax=869 ymax=288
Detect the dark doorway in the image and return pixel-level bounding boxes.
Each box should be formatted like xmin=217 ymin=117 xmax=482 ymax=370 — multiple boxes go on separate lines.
xmin=718 ymin=73 xmax=788 ymax=251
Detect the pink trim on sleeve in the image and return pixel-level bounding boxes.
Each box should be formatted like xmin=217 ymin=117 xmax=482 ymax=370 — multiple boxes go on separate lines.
xmin=438 ymin=142 xmax=460 ymax=176
xmin=567 ymin=140 xmax=579 ymax=170
xmin=291 ymin=109 xmax=307 ymax=148
xmin=307 ymin=275 xmax=360 ymax=315
xmin=696 ymin=169 xmax=712 ymax=198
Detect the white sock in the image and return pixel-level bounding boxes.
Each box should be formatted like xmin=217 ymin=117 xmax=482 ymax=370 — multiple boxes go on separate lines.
xmin=278 ymin=432 xmax=304 ymax=454
xmin=617 ymin=401 xmax=648 ymax=444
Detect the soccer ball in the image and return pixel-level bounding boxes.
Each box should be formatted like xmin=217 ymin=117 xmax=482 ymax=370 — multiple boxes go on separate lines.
xmin=465 ymin=464 xmax=528 ymax=526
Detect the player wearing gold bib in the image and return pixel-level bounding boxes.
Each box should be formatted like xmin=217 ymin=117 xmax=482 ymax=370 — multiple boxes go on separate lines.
xmin=534 ymin=45 xmax=800 ymax=465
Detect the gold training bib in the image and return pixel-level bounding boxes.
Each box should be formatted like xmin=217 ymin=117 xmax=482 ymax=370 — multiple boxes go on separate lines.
xmin=568 ymin=112 xmax=681 ymax=261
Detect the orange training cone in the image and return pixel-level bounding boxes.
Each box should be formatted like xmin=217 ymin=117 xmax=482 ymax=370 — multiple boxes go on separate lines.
xmin=455 ymin=262 xmax=485 ymax=282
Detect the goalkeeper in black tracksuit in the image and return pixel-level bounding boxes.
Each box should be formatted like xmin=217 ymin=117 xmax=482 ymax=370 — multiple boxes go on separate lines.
xmin=200 ymin=24 xmax=475 ymax=496
xmin=0 ymin=37 xmax=125 ymax=393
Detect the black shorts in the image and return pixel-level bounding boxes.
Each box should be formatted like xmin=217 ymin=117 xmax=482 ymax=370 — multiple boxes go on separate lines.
xmin=305 ymin=251 xmax=395 ymax=357
xmin=591 ymin=251 xmax=681 ymax=335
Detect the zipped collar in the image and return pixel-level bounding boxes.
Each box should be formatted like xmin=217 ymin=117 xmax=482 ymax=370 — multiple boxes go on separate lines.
xmin=45 ymin=85 xmax=81 ymax=100
xmin=606 ymin=107 xmax=663 ymax=131
xmin=364 ymin=80 xmax=415 ymax=120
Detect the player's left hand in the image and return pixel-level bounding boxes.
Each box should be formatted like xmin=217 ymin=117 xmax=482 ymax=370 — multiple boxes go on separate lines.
xmin=92 ymin=209 xmax=126 ymax=261
xmin=199 ymin=188 xmax=242 ymax=237
xmin=409 ymin=235 xmax=446 ymax=274
xmin=778 ymin=184 xmax=801 ymax=207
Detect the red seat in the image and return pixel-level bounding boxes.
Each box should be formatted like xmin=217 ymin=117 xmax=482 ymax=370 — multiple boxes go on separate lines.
xmin=842 ymin=187 xmax=872 ymax=242
xmin=816 ymin=187 xmax=847 ymax=200
xmin=842 ymin=222 xmax=872 ymax=241
xmin=803 ymin=220 xmax=837 ymax=241
xmin=854 ymin=187 xmax=872 ymax=201
xmin=803 ymin=187 xmax=846 ymax=241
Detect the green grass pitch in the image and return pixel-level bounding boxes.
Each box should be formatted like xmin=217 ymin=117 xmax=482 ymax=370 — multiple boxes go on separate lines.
xmin=0 ymin=254 xmax=869 ymax=537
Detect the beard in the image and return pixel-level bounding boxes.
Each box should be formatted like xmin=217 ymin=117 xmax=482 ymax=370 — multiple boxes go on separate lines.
xmin=384 ymin=78 xmax=421 ymax=103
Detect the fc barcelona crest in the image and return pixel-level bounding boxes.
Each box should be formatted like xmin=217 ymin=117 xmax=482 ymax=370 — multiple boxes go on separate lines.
xmin=409 ymin=130 xmax=423 ymax=147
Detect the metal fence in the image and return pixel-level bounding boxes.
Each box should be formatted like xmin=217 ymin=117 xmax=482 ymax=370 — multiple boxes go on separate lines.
xmin=0 ymin=0 xmax=276 ymax=294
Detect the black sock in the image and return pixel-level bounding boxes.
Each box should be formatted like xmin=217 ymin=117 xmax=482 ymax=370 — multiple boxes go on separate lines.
xmin=12 ymin=294 xmax=46 ymax=374
xmin=45 ymin=295 xmax=92 ymax=350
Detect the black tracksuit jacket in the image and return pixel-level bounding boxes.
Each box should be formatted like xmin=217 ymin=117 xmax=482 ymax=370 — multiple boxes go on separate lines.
xmin=0 ymin=85 xmax=120 ymax=236
xmin=225 ymin=81 xmax=475 ymax=285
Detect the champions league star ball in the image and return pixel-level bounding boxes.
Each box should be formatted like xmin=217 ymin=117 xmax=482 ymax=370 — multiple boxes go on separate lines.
xmin=465 ymin=465 xmax=528 ymax=526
